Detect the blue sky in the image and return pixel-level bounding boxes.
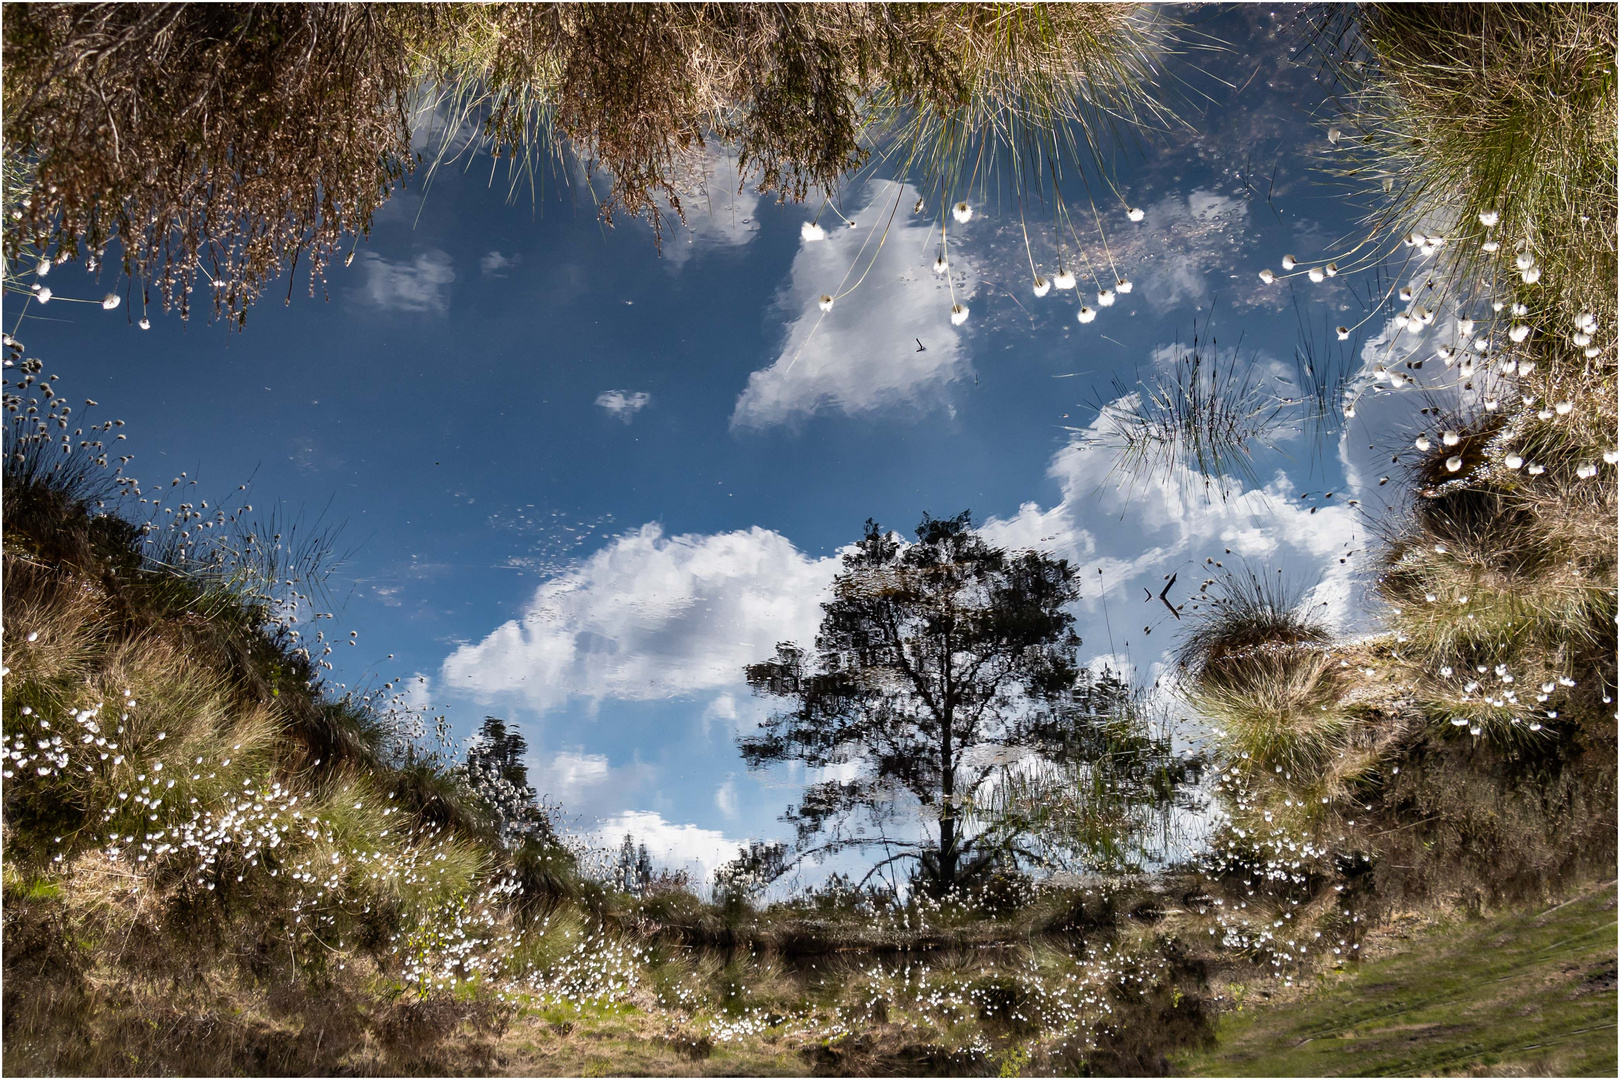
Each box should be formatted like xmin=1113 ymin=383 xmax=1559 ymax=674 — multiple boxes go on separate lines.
xmin=13 ymin=8 xmax=1454 ymax=881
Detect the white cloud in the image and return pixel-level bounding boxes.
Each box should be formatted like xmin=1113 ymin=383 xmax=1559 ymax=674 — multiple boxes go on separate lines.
xmin=661 ymin=149 xmax=766 ymax=265
xmin=591 ymin=809 xmax=739 ymax=882
xmin=980 ymin=394 xmax=1367 ymax=659
xmin=714 ymin=776 xmax=738 ymax=817
xmin=353 ymin=250 xmax=455 ymax=314
xmin=1103 ymin=188 xmax=1250 ymax=313
xmin=480 ymin=251 xmax=521 ymax=277
xmin=441 ymin=523 xmax=837 ymax=715
xmin=595 ymin=389 xmax=652 ymax=422
xmin=731 ymin=180 xmax=978 ymax=429
xmin=531 ymin=749 xmax=612 ymax=805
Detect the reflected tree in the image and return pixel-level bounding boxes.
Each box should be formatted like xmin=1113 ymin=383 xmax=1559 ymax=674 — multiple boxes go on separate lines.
xmin=741 ymin=511 xmax=1142 ymax=897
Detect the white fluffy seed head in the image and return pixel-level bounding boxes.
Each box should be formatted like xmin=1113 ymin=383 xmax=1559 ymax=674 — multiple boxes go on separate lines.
xmin=801 ymin=221 xmax=825 ymax=242
xmin=1053 ymin=271 xmax=1076 ymax=290
xmin=818 ymin=294 xmax=834 ymax=312
xmin=1415 ymin=435 xmax=1431 ymax=451
xmin=1258 ymin=268 xmax=1275 ymax=284
xmin=1577 ymin=463 xmax=1598 ymax=479
xmin=35 ymin=287 xmax=51 ymax=304
xmin=950 ymin=303 xmax=969 ymax=326
xmin=1281 ymin=254 xmax=1297 ymax=270
xmin=1115 ymin=277 xmax=1133 ymax=294
xmin=1515 ymin=252 xmax=1535 ymax=270
xmin=1032 ymin=276 xmax=1050 ymax=297
xmin=1505 ymin=454 xmax=1524 ymax=469
xmin=102 ymin=294 xmax=120 ymax=310
xmin=1077 ymin=306 xmax=1096 ymax=324
xmin=1336 ymin=326 xmax=1350 ymax=340
xmin=1445 ymin=456 xmax=1463 ymax=472
xmin=1442 ymin=429 xmax=1460 ymax=446
xmin=1522 ymin=266 xmax=1542 ymax=284
xmin=1479 ymin=210 xmax=1500 ymax=227
xmin=952 ymin=202 xmax=973 ymax=223
xmin=1554 ymin=400 xmax=1573 ymax=415
xmin=1308 ymin=267 xmax=1325 ymax=283
xmin=138 ymin=318 xmax=151 ymax=330
xmin=1509 ymin=324 xmax=1530 ymax=342
xmin=933 ymin=256 xmax=948 ymax=275
xmin=1127 ymin=207 xmax=1145 ymax=222
xmin=1482 ymin=240 xmax=1500 ymax=252
xmin=1097 ymin=289 xmax=1116 ymax=306
xmin=1517 ymin=360 xmax=1536 ymax=376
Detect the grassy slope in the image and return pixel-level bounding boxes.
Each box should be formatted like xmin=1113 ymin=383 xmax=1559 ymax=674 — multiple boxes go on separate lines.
xmin=1177 ymin=881 xmax=1618 ymax=1078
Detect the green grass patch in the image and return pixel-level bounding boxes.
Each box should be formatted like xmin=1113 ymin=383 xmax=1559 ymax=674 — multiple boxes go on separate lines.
xmin=1177 ymin=882 xmax=1618 ymax=1077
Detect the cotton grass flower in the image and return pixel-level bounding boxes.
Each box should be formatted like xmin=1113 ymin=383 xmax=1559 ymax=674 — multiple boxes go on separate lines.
xmin=952 ymin=202 xmax=973 ymax=223
xmin=1415 ymin=435 xmax=1431 ymax=451
xmin=1127 ymin=207 xmax=1145 ymax=222
xmin=1603 ymin=450 xmax=1618 ymax=465
xmin=1336 ymin=326 xmax=1350 ymax=340
xmin=1445 ymin=455 xmax=1463 ymax=472
xmin=818 ymin=294 xmax=834 ymax=312
xmin=1053 ymin=270 xmax=1076 ymax=290
xmin=1479 ymin=210 xmax=1500 ymax=227
xmin=1308 ymin=267 xmax=1325 ymax=283
xmin=1528 ymin=463 xmax=1545 ymax=475
xmin=101 ymin=294 xmax=121 ymax=310
xmin=1442 ymin=429 xmax=1461 ymax=446
xmin=1281 ymin=254 xmax=1297 ymax=270
xmin=35 ymin=287 xmax=51 ymax=304
xmin=1509 ymin=324 xmax=1530 ymax=342
xmin=949 ymin=303 xmax=969 ymax=326
xmin=1258 ymin=269 xmax=1275 ymax=284
xmin=138 ymin=318 xmax=151 ymax=330
xmin=1515 ymin=252 xmax=1535 ymax=271
xmin=1517 ymin=360 xmax=1536 ymax=376
xmin=1521 ymin=266 xmax=1542 ymax=284
xmin=1032 ymin=276 xmax=1050 ymax=297
xmin=1577 ymin=463 xmax=1598 ymax=479
xmin=1482 ymin=240 xmax=1500 ymax=252
xmin=1097 ymin=288 xmax=1116 ymax=307
xmin=1554 ymin=400 xmax=1573 ymax=415
xmin=1115 ymin=277 xmax=1133 ymax=294
xmin=1399 ymin=285 xmax=1414 ymax=302
xmin=1504 ymin=454 xmax=1524 ymax=469
xmin=933 ymin=256 xmax=949 ymax=275
xmin=801 ymin=221 xmax=826 ymax=242
xmin=1077 ymin=306 xmax=1096 ymax=324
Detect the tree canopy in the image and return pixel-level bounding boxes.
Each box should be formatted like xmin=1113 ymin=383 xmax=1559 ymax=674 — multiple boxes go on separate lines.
xmin=740 ymin=511 xmax=1132 ymax=896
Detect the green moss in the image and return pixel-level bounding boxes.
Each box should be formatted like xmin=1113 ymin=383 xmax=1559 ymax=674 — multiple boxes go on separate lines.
xmin=1177 ymin=883 xmax=1618 ymax=1077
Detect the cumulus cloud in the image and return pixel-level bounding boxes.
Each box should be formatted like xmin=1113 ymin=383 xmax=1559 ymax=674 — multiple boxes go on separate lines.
xmin=661 ymin=148 xmax=766 ymax=265
xmin=980 ymin=394 xmax=1367 ymax=662
xmin=731 ymin=180 xmax=978 ymax=429
xmin=480 ymin=251 xmax=521 ymax=277
xmin=1106 ymin=189 xmax=1250 ymax=313
xmin=590 ymin=809 xmax=739 ymax=882
xmin=441 ymin=524 xmax=837 ymax=715
xmin=353 ymin=250 xmax=455 ymax=314
xmin=531 ymin=750 xmax=612 ymax=804
xmin=595 ymin=390 xmax=652 ymax=422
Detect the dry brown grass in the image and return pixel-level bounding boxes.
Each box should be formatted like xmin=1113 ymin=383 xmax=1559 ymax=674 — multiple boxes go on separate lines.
xmin=3 ymin=2 xmax=1160 ymax=320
